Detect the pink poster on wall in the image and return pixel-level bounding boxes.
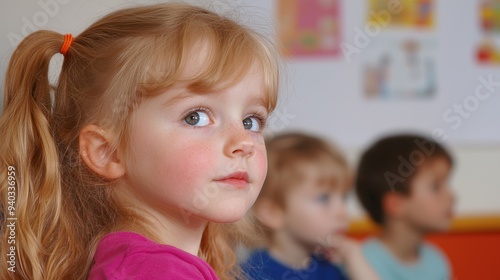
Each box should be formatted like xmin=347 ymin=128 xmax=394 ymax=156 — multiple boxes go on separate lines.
xmin=277 ymin=0 xmax=341 ymax=58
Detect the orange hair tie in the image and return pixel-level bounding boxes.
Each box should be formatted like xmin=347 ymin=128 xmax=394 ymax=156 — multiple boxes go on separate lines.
xmin=60 ymin=34 xmax=73 ymax=56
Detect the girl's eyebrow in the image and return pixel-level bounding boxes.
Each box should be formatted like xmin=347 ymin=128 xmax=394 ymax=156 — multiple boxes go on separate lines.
xmin=247 ymin=95 xmax=270 ymax=113
xmin=160 ymin=89 xmax=196 ymax=108
xmin=160 ymin=86 xmax=224 ymax=108
xmin=161 ymin=88 xmax=269 ymax=112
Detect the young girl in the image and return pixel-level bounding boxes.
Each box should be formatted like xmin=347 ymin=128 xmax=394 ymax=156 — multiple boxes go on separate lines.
xmin=0 ymin=3 xmax=279 ymax=280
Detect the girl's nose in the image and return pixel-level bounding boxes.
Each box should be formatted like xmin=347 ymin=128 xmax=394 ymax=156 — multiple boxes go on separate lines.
xmin=224 ymin=124 xmax=256 ymax=158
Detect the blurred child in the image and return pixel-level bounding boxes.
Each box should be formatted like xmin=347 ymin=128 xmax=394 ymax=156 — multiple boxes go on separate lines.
xmin=243 ymin=133 xmax=379 ymax=280
xmin=356 ymin=134 xmax=455 ymax=280
xmin=0 ymin=3 xmax=279 ymax=279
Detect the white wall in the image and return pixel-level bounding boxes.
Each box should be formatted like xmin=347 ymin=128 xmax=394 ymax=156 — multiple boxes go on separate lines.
xmin=1 ymin=0 xmax=499 ymax=217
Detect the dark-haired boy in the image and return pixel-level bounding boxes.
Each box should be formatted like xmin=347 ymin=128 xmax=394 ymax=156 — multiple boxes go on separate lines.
xmin=356 ymin=134 xmax=455 ymax=280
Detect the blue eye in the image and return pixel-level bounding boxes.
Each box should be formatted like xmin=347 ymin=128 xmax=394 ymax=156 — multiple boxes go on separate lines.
xmin=243 ymin=117 xmax=261 ymax=132
xmin=184 ymin=111 xmax=210 ymax=126
xmin=316 ymin=194 xmax=330 ymax=204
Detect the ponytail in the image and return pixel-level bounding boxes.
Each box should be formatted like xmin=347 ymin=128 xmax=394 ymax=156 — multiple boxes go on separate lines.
xmin=0 ymin=31 xmax=74 ymax=280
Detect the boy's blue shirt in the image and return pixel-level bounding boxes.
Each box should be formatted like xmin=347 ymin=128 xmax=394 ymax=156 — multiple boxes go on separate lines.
xmin=362 ymin=237 xmax=451 ymax=280
xmin=242 ymin=249 xmax=348 ymax=280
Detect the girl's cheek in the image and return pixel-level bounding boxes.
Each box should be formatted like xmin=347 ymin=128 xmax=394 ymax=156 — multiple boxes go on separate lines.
xmin=166 ymin=141 xmax=215 ymax=178
xmin=256 ymin=148 xmax=268 ymax=181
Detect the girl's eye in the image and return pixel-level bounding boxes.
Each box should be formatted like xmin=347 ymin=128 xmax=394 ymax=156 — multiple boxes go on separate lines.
xmin=242 ymin=117 xmax=261 ymax=132
xmin=184 ymin=111 xmax=210 ymax=126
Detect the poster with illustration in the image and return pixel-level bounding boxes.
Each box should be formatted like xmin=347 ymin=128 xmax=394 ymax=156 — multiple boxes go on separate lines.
xmin=277 ymin=0 xmax=341 ymax=57
xmin=480 ymin=0 xmax=500 ymax=32
xmin=367 ymin=0 xmax=435 ymax=29
xmin=363 ymin=37 xmax=438 ymax=100
xmin=476 ymin=0 xmax=500 ymax=66
xmin=476 ymin=38 xmax=500 ymax=65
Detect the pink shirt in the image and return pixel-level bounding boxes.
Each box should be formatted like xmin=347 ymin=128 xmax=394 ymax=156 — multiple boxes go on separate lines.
xmin=89 ymin=232 xmax=219 ymax=279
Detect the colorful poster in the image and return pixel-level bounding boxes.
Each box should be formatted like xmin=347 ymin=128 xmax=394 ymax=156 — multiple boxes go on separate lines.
xmin=363 ymin=0 xmax=437 ymax=100
xmin=363 ymin=38 xmax=437 ymax=100
xmin=480 ymin=0 xmax=500 ymax=32
xmin=476 ymin=38 xmax=500 ymax=65
xmin=277 ymin=0 xmax=341 ymax=58
xmin=476 ymin=1 xmax=500 ymax=66
xmin=367 ymin=0 xmax=435 ymax=29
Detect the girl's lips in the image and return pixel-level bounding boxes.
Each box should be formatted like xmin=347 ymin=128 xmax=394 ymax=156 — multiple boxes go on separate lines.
xmin=215 ymin=172 xmax=249 ymax=189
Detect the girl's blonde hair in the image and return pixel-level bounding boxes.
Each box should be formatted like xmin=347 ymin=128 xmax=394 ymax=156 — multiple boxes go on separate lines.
xmin=0 ymin=3 xmax=279 ymax=279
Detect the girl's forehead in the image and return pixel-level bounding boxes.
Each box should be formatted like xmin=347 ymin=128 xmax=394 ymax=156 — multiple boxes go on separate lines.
xmin=141 ymin=29 xmax=277 ymax=112
xmin=141 ymin=66 xmax=267 ymax=114
xmin=173 ymin=39 xmax=265 ymax=90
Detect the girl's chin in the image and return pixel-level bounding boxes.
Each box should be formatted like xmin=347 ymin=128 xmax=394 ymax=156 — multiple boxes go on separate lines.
xmin=202 ymin=207 xmax=250 ymax=223
xmin=192 ymin=195 xmax=256 ymax=223
xmin=207 ymin=210 xmax=247 ymax=223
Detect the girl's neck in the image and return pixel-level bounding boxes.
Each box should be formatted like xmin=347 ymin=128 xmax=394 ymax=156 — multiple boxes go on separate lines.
xmin=268 ymin=231 xmax=313 ymax=269
xmin=379 ymin=220 xmax=423 ymax=263
xmin=114 ymin=188 xmax=207 ymax=256
xmin=152 ymin=211 xmax=207 ymax=256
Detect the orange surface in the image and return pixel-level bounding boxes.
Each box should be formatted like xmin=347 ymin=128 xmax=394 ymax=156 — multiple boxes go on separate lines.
xmin=428 ymin=232 xmax=500 ymax=280
xmin=348 ymin=214 xmax=500 ymax=234
xmin=350 ymin=232 xmax=500 ymax=280
xmin=348 ymin=215 xmax=500 ymax=280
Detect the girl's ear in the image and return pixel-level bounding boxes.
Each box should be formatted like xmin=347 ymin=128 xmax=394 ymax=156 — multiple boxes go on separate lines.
xmin=253 ymin=198 xmax=285 ymax=230
xmin=79 ymin=124 xmax=125 ymax=179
